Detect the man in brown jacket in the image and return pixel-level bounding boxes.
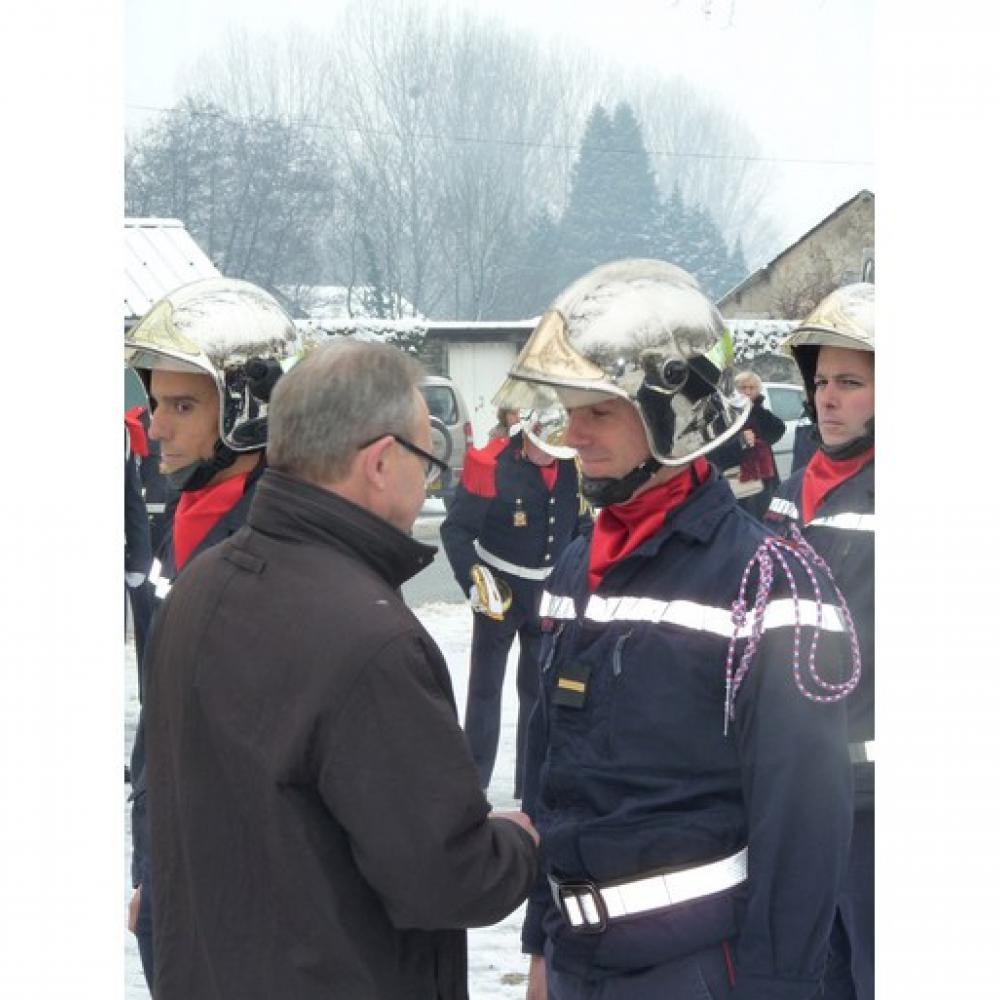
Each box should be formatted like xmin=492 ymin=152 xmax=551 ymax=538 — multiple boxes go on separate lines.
xmin=144 ymin=340 xmax=538 ymax=999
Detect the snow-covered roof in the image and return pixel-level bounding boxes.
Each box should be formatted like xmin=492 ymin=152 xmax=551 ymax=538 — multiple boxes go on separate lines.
xmin=728 ymin=318 xmax=798 ymax=361
xmin=125 ymin=218 xmax=219 ymax=326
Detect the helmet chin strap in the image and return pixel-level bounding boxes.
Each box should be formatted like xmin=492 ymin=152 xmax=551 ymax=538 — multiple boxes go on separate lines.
xmin=167 ymin=439 xmax=239 ymax=492
xmin=818 ymin=417 xmax=875 ymax=460
xmin=581 ymin=457 xmax=662 ymax=507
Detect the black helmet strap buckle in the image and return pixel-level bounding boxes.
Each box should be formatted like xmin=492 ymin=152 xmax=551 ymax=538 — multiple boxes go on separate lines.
xmin=581 ymin=456 xmax=662 ymax=507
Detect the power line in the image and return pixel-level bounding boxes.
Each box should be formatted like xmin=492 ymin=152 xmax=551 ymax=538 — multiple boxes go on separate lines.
xmin=125 ymin=103 xmax=872 ymax=169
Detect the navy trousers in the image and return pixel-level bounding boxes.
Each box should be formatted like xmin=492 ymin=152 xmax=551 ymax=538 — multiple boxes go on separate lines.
xmin=464 ymin=593 xmax=542 ymax=798
xmin=821 ymin=809 xmax=874 ymax=1000
xmin=545 ymin=939 xmax=736 ymax=999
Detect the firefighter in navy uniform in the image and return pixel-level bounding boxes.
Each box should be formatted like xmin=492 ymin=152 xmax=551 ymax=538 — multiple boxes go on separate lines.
xmin=492 ymin=260 xmax=856 ymax=1000
xmin=766 ymin=282 xmax=875 ymax=1000
xmin=124 ymin=277 xmax=299 ymax=992
xmin=441 ymin=410 xmax=588 ymax=799
xmin=125 ymin=414 xmax=154 ymax=700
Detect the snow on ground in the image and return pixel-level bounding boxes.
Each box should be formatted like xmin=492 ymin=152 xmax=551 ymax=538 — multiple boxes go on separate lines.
xmin=124 ymin=598 xmax=529 ymax=999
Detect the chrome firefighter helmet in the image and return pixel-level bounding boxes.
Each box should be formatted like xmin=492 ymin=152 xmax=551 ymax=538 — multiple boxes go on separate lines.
xmin=514 ymin=407 xmax=577 ymax=460
xmin=125 ymin=277 xmax=300 ymax=488
xmin=495 ymin=260 xmax=748 ymax=473
xmin=783 ymin=282 xmax=875 ymax=456
xmin=783 ymin=282 xmax=874 ymax=407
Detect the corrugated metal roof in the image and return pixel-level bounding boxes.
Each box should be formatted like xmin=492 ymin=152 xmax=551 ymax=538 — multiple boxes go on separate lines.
xmin=124 ymin=218 xmax=220 ymax=327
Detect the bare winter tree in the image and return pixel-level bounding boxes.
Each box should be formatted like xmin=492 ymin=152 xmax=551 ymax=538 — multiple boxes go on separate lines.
xmin=125 ymin=0 xmax=786 ymax=320
xmin=430 ymin=12 xmax=609 ymax=318
xmin=125 ymin=96 xmax=337 ymax=288
xmin=325 ymin=0 xmax=453 ymax=317
xmin=766 ymin=244 xmax=841 ymax=319
xmin=190 ymin=24 xmax=341 ymax=126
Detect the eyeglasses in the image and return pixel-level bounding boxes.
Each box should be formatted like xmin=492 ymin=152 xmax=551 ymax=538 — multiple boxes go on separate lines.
xmin=359 ymin=433 xmax=449 ymax=486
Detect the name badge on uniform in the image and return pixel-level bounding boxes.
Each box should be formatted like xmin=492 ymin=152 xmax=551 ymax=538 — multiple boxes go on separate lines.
xmin=513 ymin=498 xmax=527 ymax=527
xmin=552 ymin=662 xmax=591 ymax=709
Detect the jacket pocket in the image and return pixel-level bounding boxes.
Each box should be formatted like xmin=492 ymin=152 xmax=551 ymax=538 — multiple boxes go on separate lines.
xmin=607 ymin=629 xmax=633 ymax=756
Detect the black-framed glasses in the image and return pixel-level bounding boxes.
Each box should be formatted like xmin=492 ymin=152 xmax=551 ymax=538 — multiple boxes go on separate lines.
xmin=360 ymin=433 xmax=449 ymax=486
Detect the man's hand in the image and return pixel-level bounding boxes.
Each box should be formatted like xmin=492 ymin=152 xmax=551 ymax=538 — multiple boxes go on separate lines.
xmin=526 ymin=954 xmax=547 ymax=1000
xmin=742 ymin=427 xmax=757 ymax=447
xmin=128 ymin=886 xmax=141 ymax=934
xmin=490 ymin=809 xmax=540 ymax=846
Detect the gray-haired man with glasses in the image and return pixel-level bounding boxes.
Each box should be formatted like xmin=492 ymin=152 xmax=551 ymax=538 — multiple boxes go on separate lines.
xmin=143 ymin=340 xmax=538 ymax=1000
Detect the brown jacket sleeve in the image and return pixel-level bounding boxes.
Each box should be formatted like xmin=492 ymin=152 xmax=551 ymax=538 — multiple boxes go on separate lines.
xmin=315 ymin=630 xmax=537 ymax=929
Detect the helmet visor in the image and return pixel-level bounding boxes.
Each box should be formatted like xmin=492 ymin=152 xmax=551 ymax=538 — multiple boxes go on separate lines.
xmin=517 ymin=407 xmax=576 ymax=459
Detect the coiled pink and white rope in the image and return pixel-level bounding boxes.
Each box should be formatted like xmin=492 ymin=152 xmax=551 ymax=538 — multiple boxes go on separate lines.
xmin=723 ymin=523 xmax=861 ymax=735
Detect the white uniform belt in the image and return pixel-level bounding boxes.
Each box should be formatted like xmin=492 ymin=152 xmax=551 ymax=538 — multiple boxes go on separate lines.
xmin=473 ymin=540 xmax=552 ymax=581
xmin=849 ymin=740 xmax=875 ymax=764
xmin=550 ymin=846 xmax=748 ymax=933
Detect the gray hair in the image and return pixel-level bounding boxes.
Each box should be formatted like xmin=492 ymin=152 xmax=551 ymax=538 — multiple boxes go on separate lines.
xmin=734 ymin=370 xmax=763 ymax=393
xmin=267 ymin=340 xmax=425 ymax=484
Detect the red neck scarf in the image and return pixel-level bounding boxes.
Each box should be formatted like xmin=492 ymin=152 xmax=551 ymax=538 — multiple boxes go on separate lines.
xmin=588 ymin=458 xmax=709 ymax=591
xmin=173 ymin=471 xmax=250 ymax=571
xmin=801 ymin=447 xmax=874 ymax=524
xmin=539 ymin=460 xmax=559 ymax=491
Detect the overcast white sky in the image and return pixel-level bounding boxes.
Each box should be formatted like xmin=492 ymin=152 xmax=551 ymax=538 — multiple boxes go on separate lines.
xmin=125 ymin=0 xmax=874 ymax=251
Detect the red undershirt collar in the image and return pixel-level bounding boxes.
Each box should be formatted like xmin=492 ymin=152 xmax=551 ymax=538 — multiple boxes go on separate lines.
xmin=801 ymin=447 xmax=874 ymax=524
xmin=587 ymin=457 xmax=709 ymax=591
xmin=173 ymin=471 xmax=250 ymax=570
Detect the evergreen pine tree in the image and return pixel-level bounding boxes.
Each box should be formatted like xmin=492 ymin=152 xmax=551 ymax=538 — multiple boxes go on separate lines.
xmin=493 ymin=207 xmax=562 ymax=318
xmin=683 ymin=205 xmax=732 ymax=299
xmin=722 ymin=235 xmax=748 ymax=295
xmin=558 ymin=101 xmax=673 ymax=287
xmin=361 ymin=233 xmax=390 ymax=318
xmin=657 ymin=180 xmax=689 ymax=266
xmin=558 ymin=104 xmax=618 ymax=287
xmin=606 ymin=103 xmax=663 ymax=260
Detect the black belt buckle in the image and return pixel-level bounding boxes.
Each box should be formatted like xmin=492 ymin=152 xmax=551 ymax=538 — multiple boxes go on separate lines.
xmin=550 ymin=877 xmax=608 ymax=934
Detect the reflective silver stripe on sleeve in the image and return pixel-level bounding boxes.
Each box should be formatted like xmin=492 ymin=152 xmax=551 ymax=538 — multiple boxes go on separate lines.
xmin=148 ymin=558 xmax=172 ymax=600
xmin=757 ymin=598 xmax=847 ymax=633
xmin=583 ymin=595 xmax=845 ymax=637
xmin=768 ymin=497 xmax=799 ymax=518
xmin=539 ymin=591 xmax=576 ymax=620
xmin=473 ymin=540 xmax=553 ymax=581
xmin=807 ymin=512 xmax=875 ymax=532
xmin=849 ymin=740 xmax=875 ymax=763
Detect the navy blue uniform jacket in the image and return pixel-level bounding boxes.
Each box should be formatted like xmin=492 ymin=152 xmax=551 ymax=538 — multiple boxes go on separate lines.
xmin=769 ymin=456 xmax=874 ymax=810
xmin=440 ymin=432 xmax=586 ymax=604
xmin=522 ymin=469 xmax=853 ymax=1000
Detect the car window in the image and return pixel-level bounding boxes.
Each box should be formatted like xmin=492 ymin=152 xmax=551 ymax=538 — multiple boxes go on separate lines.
xmin=421 ymin=386 xmax=458 ymax=425
xmin=766 ymin=386 xmax=805 ymax=422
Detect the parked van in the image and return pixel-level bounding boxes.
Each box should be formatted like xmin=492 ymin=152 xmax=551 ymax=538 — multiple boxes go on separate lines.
xmin=760 ymin=382 xmax=807 ymax=480
xmin=419 ymin=375 xmax=473 ymax=507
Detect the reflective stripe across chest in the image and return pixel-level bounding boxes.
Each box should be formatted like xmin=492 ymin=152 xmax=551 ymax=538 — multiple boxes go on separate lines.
xmin=539 ymin=590 xmax=847 ymax=637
